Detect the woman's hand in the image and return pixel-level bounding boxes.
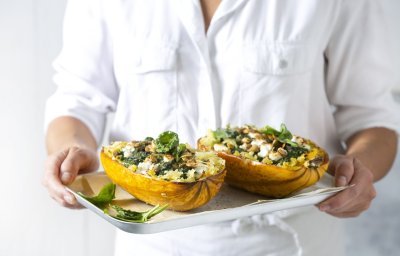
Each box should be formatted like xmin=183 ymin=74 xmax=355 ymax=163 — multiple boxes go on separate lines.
xmin=317 ymin=155 xmax=376 ymax=218
xmin=43 ymin=146 xmax=99 ymax=209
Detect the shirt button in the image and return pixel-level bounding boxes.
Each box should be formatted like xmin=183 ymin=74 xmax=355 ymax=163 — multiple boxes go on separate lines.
xmin=278 ymin=59 xmax=288 ymax=69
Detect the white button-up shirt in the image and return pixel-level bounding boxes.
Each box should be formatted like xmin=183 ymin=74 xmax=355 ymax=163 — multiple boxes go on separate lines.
xmin=45 ymin=0 xmax=399 ymax=255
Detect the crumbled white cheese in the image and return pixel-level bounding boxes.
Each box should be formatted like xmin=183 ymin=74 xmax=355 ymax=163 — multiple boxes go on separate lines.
xmin=163 ymin=155 xmax=173 ymax=162
xmin=239 ymin=143 xmax=249 ymax=150
xmin=269 ymin=151 xmax=282 ymax=161
xmin=213 ymin=144 xmax=228 ymax=152
xmin=292 ymin=136 xmax=304 ymax=145
xmin=251 ymin=139 xmax=264 ymax=147
xmin=248 ymin=132 xmax=257 ymax=139
xmin=137 ymin=161 xmax=153 ymax=174
xmin=258 ymin=143 xmax=272 ymax=158
xmin=195 ymin=165 xmax=207 ymax=175
xmin=122 ymin=145 xmax=134 ymax=158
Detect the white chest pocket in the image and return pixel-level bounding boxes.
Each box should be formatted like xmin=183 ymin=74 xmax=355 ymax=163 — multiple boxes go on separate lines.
xmin=240 ymin=42 xmax=316 ymax=92
xmin=239 ymin=42 xmax=317 ymax=124
xmin=121 ymin=41 xmax=179 ymax=136
xmin=134 ymin=43 xmax=177 ymax=74
xmin=243 ymin=42 xmax=315 ymax=76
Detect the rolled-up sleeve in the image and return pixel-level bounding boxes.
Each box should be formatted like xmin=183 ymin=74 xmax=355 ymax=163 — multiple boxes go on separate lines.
xmin=45 ymin=0 xmax=118 ymax=144
xmin=325 ymin=0 xmax=400 ymax=142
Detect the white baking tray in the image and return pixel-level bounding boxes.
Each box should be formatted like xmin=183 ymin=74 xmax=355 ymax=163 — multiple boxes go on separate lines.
xmin=67 ymin=172 xmax=346 ymax=234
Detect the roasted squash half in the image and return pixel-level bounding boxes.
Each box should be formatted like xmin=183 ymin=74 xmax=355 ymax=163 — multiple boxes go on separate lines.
xmin=198 ymin=124 xmax=329 ymax=198
xmin=101 ymin=131 xmax=226 ymax=211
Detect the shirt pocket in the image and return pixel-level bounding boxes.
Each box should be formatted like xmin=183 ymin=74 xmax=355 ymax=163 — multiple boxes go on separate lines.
xmin=238 ymin=42 xmax=316 ymax=124
xmin=243 ymin=42 xmax=315 ymax=76
xmin=134 ymin=43 xmax=177 ymax=74
xmin=128 ymin=41 xmax=179 ymax=135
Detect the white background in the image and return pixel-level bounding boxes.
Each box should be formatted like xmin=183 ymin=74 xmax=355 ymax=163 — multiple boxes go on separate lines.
xmin=0 ymin=1 xmax=399 ymax=255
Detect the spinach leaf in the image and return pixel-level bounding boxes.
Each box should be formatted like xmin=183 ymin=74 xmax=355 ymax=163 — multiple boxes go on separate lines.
xmin=174 ymin=143 xmax=186 ymax=162
xmin=213 ymin=127 xmax=238 ymax=141
xmin=155 ymin=131 xmax=179 ymax=154
xmin=213 ymin=128 xmax=229 ymax=141
xmin=107 ymin=204 xmax=168 ymax=223
xmin=277 ymin=124 xmax=292 ymax=141
xmin=154 ymin=131 xmax=186 ymax=162
xmin=261 ymin=124 xmax=298 ymax=147
xmin=261 ymin=125 xmax=280 ymax=137
xmin=78 ymin=183 xmax=116 ymax=208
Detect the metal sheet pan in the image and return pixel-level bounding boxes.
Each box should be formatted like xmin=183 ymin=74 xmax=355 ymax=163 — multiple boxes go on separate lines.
xmin=67 ymin=172 xmax=346 ymax=234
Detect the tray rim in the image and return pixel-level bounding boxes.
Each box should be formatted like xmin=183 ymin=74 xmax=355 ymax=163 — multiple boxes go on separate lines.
xmin=67 ymin=172 xmax=346 ymax=234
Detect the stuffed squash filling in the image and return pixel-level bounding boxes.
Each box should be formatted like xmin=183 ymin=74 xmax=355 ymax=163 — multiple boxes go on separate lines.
xmin=199 ymin=124 xmax=325 ymax=170
xmin=103 ymin=131 xmax=225 ymax=182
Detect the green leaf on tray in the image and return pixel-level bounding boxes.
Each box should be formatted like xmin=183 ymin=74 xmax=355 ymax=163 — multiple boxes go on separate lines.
xmin=78 ymin=183 xmax=167 ymax=223
xmin=78 ymin=183 xmax=116 ymax=208
xmin=105 ymin=204 xmax=169 ymax=223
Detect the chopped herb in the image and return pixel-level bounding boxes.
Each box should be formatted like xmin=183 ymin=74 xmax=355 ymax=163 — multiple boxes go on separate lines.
xmin=144 ymin=137 xmax=154 ymax=141
xmin=156 ymin=161 xmax=173 ymax=176
xmin=178 ymin=165 xmax=191 ymax=173
xmin=276 ymin=146 xmax=309 ymax=165
xmin=121 ymin=151 xmax=149 ymax=166
xmin=226 ymin=129 xmax=239 ymax=138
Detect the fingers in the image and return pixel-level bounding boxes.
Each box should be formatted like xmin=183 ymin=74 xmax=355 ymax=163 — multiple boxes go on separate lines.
xmin=318 ymin=184 xmax=359 ymax=213
xmin=43 ymin=150 xmax=79 ymax=208
xmin=329 ymin=155 xmax=354 ymax=187
xmin=319 ymin=156 xmax=354 ymax=212
xmin=59 ymin=148 xmax=82 ymax=185
xmin=320 ymin=197 xmax=373 ymax=218
xmin=60 ymin=147 xmax=98 ymax=185
xmin=318 ymin=156 xmax=376 ymax=218
xmin=43 ymin=147 xmax=98 ymax=209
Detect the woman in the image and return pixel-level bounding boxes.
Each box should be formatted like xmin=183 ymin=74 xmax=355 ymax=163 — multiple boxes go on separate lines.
xmin=43 ymin=0 xmax=399 ymax=255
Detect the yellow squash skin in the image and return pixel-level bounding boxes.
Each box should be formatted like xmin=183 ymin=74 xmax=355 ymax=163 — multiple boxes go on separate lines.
xmin=100 ymin=151 xmax=227 ymax=211
xmin=198 ymin=139 xmax=329 ymax=198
